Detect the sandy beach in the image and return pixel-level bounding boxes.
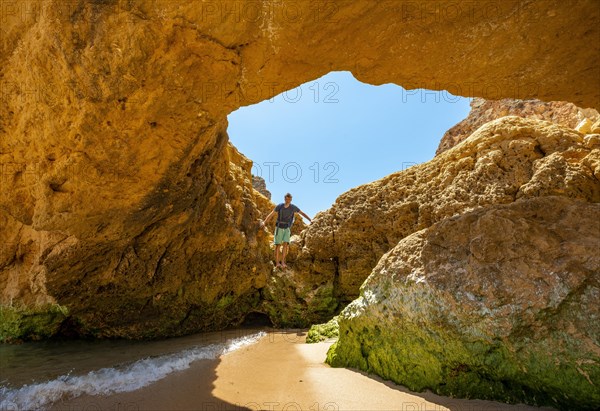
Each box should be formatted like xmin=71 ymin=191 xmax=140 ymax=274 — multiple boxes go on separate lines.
xmin=51 ymin=329 xmax=556 ymax=411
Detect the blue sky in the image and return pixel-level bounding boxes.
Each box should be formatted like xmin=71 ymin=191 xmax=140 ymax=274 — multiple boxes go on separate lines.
xmin=228 ymin=71 xmax=471 ymax=218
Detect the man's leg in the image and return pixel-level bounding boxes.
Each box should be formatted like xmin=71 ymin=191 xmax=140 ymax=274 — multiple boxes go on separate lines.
xmin=281 ymin=228 xmax=291 ymax=268
xmin=274 ymin=227 xmax=283 ymax=267
xmin=282 ymin=242 xmax=289 ymax=267
xmin=275 ymin=244 xmax=282 ymax=267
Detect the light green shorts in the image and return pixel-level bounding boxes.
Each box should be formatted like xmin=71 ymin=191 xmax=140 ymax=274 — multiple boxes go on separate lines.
xmin=274 ymin=226 xmax=291 ymax=245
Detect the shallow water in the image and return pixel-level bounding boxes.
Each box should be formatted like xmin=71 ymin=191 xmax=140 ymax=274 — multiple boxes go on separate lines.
xmin=0 ymin=327 xmax=269 ymax=410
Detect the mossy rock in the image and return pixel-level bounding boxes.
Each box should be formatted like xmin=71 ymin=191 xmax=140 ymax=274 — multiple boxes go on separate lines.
xmin=328 ymin=308 xmax=600 ymax=410
xmin=326 ymin=197 xmax=600 ymax=410
xmin=306 ymin=316 xmax=339 ymax=343
xmin=0 ymin=304 xmax=69 ymax=342
xmin=260 ymin=273 xmax=340 ymax=328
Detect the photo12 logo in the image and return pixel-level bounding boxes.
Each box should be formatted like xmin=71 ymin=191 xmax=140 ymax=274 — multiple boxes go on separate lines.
xmin=253 ymin=162 xmax=339 ymax=184
xmin=398 ymin=80 xmax=540 ymax=103
xmin=200 ymin=80 xmax=341 ymax=106
xmin=273 ymin=81 xmax=340 ymax=104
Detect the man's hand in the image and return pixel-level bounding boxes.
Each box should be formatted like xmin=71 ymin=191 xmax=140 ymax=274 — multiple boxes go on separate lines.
xmin=299 ymin=210 xmax=312 ymax=223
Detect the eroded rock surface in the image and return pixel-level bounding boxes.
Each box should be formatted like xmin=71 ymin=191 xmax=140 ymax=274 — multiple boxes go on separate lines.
xmin=436 ymin=97 xmax=600 ymax=155
xmin=252 ymin=175 xmax=271 ymax=200
xmin=287 ymin=116 xmax=600 ymax=322
xmin=1 ymin=140 xmax=276 ymax=339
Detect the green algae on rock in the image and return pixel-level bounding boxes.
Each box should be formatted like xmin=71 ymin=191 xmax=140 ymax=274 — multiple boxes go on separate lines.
xmin=260 ymin=267 xmax=339 ymax=328
xmin=306 ymin=316 xmax=339 ymax=343
xmin=0 ymin=304 xmax=68 ymax=342
xmin=327 ymin=197 xmax=600 ymax=410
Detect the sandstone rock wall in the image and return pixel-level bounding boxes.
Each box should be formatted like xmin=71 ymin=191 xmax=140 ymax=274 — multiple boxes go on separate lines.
xmin=1 ymin=134 xmax=276 ymax=340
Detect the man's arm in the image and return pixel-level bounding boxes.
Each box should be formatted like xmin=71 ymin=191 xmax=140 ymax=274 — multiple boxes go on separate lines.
xmin=297 ymin=210 xmax=312 ymax=223
xmin=259 ymin=210 xmax=276 ymax=227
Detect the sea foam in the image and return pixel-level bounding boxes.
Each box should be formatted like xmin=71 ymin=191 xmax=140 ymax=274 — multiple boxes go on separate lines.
xmin=0 ymin=331 xmax=266 ymax=411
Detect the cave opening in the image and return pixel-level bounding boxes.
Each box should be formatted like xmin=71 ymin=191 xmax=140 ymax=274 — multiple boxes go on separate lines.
xmin=227 ymin=70 xmax=472 ymax=216
xmin=240 ymin=311 xmax=273 ymax=327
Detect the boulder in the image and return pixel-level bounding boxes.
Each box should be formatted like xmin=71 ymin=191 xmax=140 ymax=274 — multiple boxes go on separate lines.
xmin=327 ymin=196 xmax=600 ymax=410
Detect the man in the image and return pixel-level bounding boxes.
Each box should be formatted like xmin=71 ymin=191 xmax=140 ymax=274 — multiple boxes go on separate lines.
xmin=259 ymin=193 xmax=312 ymax=269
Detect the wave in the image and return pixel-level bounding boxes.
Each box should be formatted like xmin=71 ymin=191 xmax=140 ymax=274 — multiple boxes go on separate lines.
xmin=0 ymin=331 xmax=266 ymax=411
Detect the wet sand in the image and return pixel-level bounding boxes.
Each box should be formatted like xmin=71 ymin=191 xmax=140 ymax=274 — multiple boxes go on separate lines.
xmin=51 ymin=329 xmax=555 ymax=411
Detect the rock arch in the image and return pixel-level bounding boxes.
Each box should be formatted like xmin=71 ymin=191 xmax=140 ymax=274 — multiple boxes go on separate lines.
xmin=0 ymin=0 xmax=598 ymax=339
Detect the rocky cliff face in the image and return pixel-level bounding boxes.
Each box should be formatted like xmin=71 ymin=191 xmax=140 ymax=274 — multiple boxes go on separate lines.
xmin=1 ymin=0 xmax=599 ymax=348
xmin=327 ymin=196 xmax=600 ymax=410
xmin=1 ymin=138 xmax=277 ymax=340
xmin=285 ymin=116 xmax=600 ymax=322
xmin=436 ymin=98 xmax=600 ymax=155
xmin=252 ymin=175 xmax=271 ymax=200
xmin=311 ymin=116 xmax=600 ymax=409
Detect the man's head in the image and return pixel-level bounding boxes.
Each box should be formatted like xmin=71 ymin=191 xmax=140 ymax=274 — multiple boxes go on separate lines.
xmin=284 ymin=193 xmax=292 ymax=204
